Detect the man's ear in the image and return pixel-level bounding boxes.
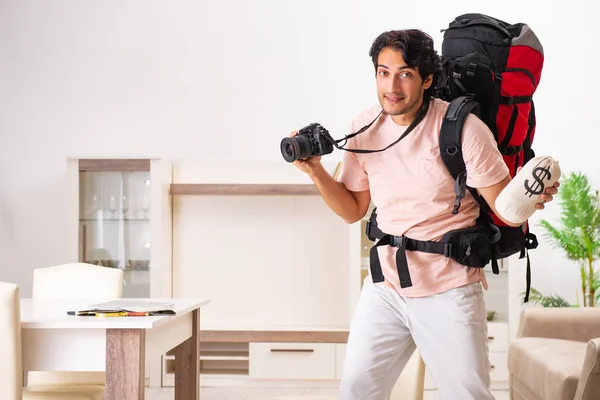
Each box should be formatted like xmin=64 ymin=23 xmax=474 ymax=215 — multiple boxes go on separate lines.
xmin=423 ymin=74 xmax=433 ymax=89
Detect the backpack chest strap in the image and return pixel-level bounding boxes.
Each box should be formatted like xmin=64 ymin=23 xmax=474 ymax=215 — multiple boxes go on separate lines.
xmin=368 ymin=222 xmax=499 ymax=289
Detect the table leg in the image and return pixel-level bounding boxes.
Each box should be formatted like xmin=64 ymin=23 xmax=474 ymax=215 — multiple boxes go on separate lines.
xmin=106 ymin=328 xmax=146 ymax=400
xmin=174 ymin=308 xmax=200 ymax=400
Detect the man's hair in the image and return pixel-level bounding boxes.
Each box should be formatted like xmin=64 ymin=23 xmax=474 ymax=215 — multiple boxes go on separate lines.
xmin=369 ymin=29 xmax=440 ymax=100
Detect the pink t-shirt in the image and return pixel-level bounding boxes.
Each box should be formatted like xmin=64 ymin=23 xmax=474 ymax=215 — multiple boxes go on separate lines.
xmin=337 ymin=98 xmax=509 ymax=297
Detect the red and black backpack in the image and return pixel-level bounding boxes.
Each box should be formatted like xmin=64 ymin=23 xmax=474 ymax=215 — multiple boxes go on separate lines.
xmin=436 ymin=13 xmax=544 ymax=300
xmin=366 ymin=14 xmax=544 ymax=301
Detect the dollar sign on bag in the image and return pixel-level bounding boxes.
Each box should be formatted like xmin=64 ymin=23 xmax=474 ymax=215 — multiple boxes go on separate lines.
xmin=524 ymin=167 xmax=551 ymax=197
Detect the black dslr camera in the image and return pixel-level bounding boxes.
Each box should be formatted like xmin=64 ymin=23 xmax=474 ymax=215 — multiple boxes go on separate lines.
xmin=280 ymin=123 xmax=334 ymax=163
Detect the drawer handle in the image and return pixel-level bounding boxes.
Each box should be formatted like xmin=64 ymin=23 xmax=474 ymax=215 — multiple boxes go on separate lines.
xmin=490 ymin=365 xmax=495 ymax=369
xmin=488 ymin=336 xmax=495 ymax=340
xmin=270 ymin=349 xmax=314 ymax=353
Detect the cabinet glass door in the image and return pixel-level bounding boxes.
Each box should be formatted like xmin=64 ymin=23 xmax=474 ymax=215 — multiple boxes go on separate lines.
xmin=78 ymin=169 xmax=152 ymax=298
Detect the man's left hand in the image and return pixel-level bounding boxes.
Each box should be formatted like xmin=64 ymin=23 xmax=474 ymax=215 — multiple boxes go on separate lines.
xmin=536 ymin=181 xmax=560 ymax=210
xmin=516 ymin=165 xmax=560 ymax=210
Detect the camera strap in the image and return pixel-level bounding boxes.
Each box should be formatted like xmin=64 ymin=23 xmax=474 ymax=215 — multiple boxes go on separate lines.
xmin=328 ymin=99 xmax=430 ymax=154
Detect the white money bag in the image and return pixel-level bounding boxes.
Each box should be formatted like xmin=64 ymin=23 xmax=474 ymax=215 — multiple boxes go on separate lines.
xmin=495 ymin=156 xmax=561 ymax=226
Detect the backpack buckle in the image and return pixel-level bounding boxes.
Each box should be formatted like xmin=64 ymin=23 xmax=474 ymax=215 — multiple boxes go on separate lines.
xmin=501 ymin=96 xmax=514 ymax=106
xmin=390 ymin=236 xmax=407 ymax=248
xmin=365 ymin=219 xmax=374 ymax=241
xmin=443 ymin=243 xmax=453 ymax=257
xmin=500 ymin=145 xmax=523 ymax=155
xmin=452 ymin=172 xmax=468 ymax=214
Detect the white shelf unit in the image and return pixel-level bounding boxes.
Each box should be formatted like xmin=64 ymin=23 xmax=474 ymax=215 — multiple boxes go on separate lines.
xmin=161 ymin=331 xmax=349 ymax=387
xmin=167 ymin=160 xmax=359 ymax=387
xmin=163 ymin=345 xmax=350 ymax=387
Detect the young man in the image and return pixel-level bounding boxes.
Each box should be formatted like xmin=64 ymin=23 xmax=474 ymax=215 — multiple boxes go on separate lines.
xmin=289 ymin=29 xmax=558 ymax=400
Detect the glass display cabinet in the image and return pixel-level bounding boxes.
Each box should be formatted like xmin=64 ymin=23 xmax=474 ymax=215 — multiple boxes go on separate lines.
xmin=66 ymin=158 xmax=173 ymax=299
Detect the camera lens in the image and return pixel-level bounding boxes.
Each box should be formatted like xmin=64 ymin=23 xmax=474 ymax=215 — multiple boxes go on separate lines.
xmin=280 ymin=135 xmax=312 ymax=163
xmin=285 ymin=143 xmax=293 ymax=158
xmin=280 ymin=137 xmax=298 ymax=162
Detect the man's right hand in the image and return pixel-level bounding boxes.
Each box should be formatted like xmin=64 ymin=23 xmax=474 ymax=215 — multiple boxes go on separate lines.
xmin=286 ymin=131 xmax=370 ymax=224
xmin=288 ymin=131 xmax=324 ymax=176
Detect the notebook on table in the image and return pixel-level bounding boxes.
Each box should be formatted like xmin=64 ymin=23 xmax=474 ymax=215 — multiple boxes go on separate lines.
xmin=68 ymin=300 xmax=176 ymax=316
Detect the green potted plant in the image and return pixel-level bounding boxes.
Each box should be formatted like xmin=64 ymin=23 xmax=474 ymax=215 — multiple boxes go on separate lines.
xmin=535 ymin=171 xmax=600 ymax=307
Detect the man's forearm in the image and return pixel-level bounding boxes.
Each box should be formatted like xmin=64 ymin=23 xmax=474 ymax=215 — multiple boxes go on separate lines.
xmin=309 ymin=166 xmax=363 ymax=224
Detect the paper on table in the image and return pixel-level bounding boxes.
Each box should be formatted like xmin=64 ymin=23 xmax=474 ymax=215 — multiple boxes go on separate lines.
xmin=87 ymin=300 xmax=175 ymax=313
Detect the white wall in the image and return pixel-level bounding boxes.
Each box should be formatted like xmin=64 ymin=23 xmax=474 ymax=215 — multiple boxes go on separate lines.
xmin=1 ymin=0 xmax=598 ymax=298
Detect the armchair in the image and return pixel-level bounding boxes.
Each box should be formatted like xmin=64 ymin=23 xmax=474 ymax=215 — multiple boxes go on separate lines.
xmin=508 ymin=308 xmax=600 ymax=400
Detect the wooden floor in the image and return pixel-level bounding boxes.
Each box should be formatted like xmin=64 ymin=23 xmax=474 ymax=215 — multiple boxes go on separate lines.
xmin=145 ymin=387 xmax=510 ymax=399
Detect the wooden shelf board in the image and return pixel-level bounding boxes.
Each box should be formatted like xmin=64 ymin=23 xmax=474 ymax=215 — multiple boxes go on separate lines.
xmin=200 ymin=355 xmax=250 ymax=361
xmin=79 ymin=218 xmax=150 ymax=222
xmin=200 ymin=369 xmax=249 ymax=375
xmin=79 ymin=159 xmax=150 ymax=172
xmin=170 ymin=184 xmax=320 ymax=196
xmin=199 ymin=330 xmax=349 ymax=343
xmin=165 ymin=369 xmax=249 ymax=377
xmin=199 ymin=350 xmax=249 ymax=360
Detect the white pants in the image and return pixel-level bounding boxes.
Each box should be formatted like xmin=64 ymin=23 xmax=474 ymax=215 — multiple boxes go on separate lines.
xmin=339 ymin=279 xmax=493 ymax=400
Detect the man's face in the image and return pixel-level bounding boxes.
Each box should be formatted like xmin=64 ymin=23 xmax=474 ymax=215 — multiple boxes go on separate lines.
xmin=376 ymin=47 xmax=432 ymax=123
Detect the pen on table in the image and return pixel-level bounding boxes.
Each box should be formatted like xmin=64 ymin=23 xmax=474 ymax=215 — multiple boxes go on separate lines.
xmin=67 ymin=311 xmax=151 ymax=317
xmin=67 ymin=311 xmax=95 ymax=316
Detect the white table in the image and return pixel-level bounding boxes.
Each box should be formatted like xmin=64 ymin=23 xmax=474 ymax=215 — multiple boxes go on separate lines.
xmin=20 ymin=298 xmax=211 ymax=400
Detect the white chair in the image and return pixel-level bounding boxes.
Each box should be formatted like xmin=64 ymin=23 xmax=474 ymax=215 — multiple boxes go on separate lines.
xmin=26 ymin=263 xmax=123 ymax=396
xmin=0 ymin=281 xmax=105 ymax=399
xmin=32 ymin=262 xmax=123 ymax=299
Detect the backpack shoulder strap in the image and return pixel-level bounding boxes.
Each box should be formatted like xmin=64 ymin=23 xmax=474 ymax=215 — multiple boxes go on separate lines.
xmin=440 ymin=96 xmax=481 ymax=178
xmin=439 ymin=96 xmax=482 ymax=214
